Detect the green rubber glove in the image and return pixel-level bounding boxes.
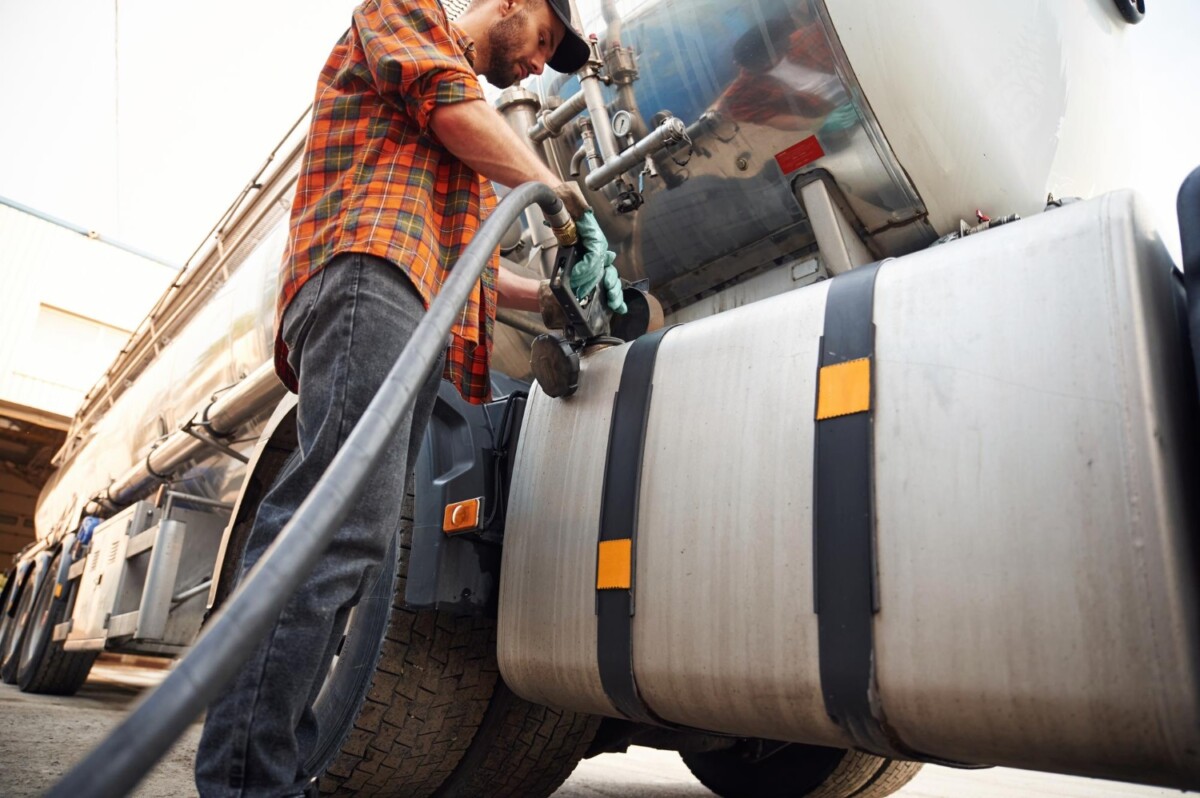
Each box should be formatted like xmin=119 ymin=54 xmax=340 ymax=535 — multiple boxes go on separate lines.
xmin=570 ymin=211 xmax=626 ymax=314
xmin=820 ymin=102 xmax=859 ymax=134
xmin=599 ymin=251 xmax=627 ymax=315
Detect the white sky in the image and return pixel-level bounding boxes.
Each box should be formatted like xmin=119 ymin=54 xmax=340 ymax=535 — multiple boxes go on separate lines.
xmin=0 ymin=1 xmax=1197 ymax=266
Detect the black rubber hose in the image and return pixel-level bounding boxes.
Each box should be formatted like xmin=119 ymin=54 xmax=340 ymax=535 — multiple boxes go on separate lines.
xmin=47 ymin=182 xmax=570 ymax=798
xmin=1178 ymin=167 xmax=1200 ymax=388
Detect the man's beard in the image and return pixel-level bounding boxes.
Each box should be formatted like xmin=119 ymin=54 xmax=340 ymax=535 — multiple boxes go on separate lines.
xmin=482 ymin=9 xmax=528 ymax=88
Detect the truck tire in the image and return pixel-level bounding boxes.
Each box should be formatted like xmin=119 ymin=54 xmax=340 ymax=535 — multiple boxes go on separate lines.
xmin=431 ymin=681 xmax=600 ymax=798
xmin=0 ymin=567 xmax=18 ymax=677
xmin=17 ymin=555 xmax=98 ymax=695
xmin=305 ymin=487 xmax=599 ymax=797
xmin=0 ymin=566 xmax=41 ymax=684
xmin=308 ymin=507 xmax=499 ymax=798
xmin=681 ymin=743 xmax=923 ymax=798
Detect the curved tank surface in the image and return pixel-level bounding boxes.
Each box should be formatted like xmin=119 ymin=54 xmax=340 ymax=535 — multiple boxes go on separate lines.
xmin=524 ymin=0 xmax=1137 ymax=310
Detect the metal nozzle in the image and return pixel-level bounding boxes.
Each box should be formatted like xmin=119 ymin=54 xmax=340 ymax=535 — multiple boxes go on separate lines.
xmin=550 ymin=217 xmax=578 ymax=247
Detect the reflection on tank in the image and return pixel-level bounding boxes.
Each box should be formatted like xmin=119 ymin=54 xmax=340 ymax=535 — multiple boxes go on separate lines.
xmin=531 ymin=0 xmax=934 ymax=311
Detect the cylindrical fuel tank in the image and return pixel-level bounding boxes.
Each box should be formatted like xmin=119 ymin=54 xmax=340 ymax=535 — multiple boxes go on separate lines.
xmin=497 ymin=191 xmax=1200 ymax=788
xmin=535 ymin=0 xmax=1136 ymax=311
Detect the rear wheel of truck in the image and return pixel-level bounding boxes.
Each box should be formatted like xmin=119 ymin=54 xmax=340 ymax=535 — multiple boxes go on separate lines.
xmin=17 ymin=555 xmax=98 ymax=695
xmin=0 ymin=565 xmax=41 ymax=684
xmin=225 ymin=482 xmax=597 ymax=797
xmin=0 ymin=567 xmax=18 ymax=677
xmin=430 ymin=680 xmax=600 ymax=798
xmin=681 ymin=742 xmax=923 ymax=798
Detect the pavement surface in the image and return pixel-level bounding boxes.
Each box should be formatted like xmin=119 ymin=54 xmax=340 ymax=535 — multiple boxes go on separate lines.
xmin=0 ymin=658 xmax=1186 ymax=797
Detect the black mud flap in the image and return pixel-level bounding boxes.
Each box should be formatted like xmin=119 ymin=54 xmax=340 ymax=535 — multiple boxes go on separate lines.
xmin=404 ymin=374 xmax=528 ymax=615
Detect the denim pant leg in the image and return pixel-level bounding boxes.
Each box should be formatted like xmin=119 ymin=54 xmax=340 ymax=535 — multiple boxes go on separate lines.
xmin=195 ymin=253 xmax=444 ymax=798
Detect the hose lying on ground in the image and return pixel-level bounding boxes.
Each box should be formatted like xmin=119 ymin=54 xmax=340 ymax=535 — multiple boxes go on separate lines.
xmin=47 ymin=182 xmax=573 ymax=798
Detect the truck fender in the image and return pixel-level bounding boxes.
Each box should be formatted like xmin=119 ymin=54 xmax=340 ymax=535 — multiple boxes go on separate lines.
xmin=3 ymin=558 xmax=37 ymax=620
xmin=205 ymin=393 xmax=299 ymax=614
xmin=404 ymin=380 xmax=528 ymax=615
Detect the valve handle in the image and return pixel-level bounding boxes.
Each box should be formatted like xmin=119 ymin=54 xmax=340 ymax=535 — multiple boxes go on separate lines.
xmin=549 ymin=243 xmax=611 ymax=341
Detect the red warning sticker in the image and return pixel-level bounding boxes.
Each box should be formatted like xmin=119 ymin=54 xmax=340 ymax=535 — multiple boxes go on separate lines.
xmin=774 ymin=135 xmax=825 ymax=174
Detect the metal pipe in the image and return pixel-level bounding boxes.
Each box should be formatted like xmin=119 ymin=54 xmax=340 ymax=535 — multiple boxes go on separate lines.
xmin=171 ymin=580 xmax=213 ymax=605
xmin=580 ymin=66 xmax=620 ymax=164
xmin=95 ymin=363 xmax=286 ymax=513
xmin=569 ymin=146 xmax=587 ymax=177
xmin=497 ymin=87 xmax=558 ymax=275
xmin=585 ymin=117 xmax=688 ymax=191
xmin=527 ymin=90 xmax=587 ymax=143
xmin=135 ymin=519 xmax=185 ymax=640
xmin=579 ymin=118 xmax=602 ymax=177
xmin=205 ymin=363 xmax=287 ymax=435
xmin=47 ymin=183 xmax=570 ymax=798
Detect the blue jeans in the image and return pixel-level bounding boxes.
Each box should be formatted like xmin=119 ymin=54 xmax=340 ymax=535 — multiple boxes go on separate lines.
xmin=195 ymin=253 xmax=444 ymax=797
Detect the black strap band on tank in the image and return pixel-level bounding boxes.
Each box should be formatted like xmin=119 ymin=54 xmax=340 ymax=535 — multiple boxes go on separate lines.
xmin=811 ymin=260 xmax=902 ymax=756
xmin=595 ymin=325 xmax=676 ymax=725
xmin=812 ymin=261 xmax=986 ymax=768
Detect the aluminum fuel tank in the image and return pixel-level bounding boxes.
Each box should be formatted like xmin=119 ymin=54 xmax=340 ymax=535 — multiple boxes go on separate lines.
xmin=497 ymin=191 xmax=1200 ymax=788
xmin=532 ymin=0 xmax=1136 ymax=312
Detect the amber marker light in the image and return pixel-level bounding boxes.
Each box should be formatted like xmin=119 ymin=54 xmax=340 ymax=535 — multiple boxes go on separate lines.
xmin=442 ymin=498 xmax=482 ymax=534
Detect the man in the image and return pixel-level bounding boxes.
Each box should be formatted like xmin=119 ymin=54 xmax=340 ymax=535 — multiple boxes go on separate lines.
xmin=195 ymin=0 xmax=622 ymax=794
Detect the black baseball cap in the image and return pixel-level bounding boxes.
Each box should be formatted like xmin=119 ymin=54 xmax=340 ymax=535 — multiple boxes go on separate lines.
xmin=546 ymin=0 xmax=591 ymax=73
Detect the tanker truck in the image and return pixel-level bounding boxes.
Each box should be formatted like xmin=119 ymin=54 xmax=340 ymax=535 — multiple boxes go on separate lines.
xmin=4 ymin=0 xmax=1199 ymax=795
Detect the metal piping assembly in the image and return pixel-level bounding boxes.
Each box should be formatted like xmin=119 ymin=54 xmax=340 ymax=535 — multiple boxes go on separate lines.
xmin=89 ymin=362 xmax=287 ymax=515
xmin=584 ymin=116 xmax=688 ymax=191
xmin=45 ymin=183 xmax=573 ymax=798
xmin=528 ymin=90 xmax=588 ymax=143
xmin=579 ymin=63 xmax=621 ymax=165
xmin=497 ymin=87 xmax=559 ymax=274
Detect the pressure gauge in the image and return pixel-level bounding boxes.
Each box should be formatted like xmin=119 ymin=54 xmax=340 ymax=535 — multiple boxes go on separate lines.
xmin=611 ymin=111 xmax=633 ymax=138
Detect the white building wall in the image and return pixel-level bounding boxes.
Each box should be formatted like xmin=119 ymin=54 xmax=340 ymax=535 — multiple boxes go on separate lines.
xmin=0 ymin=200 xmax=179 ymax=418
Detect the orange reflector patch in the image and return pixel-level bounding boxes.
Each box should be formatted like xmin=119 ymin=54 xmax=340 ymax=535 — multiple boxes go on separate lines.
xmin=816 ymin=358 xmax=871 ymax=420
xmin=443 ymin=498 xmax=482 ymax=533
xmin=597 ymin=539 xmax=633 ymax=590
xmin=54 ymin=583 xmax=63 ymax=598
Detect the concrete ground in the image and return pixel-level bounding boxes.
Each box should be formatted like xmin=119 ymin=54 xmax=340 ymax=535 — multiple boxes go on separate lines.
xmin=0 ymin=658 xmax=1185 ymax=797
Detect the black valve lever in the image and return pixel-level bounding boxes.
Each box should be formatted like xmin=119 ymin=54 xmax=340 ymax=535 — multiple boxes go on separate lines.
xmin=549 ymin=242 xmax=611 ymax=342
xmin=532 ymin=244 xmax=662 ymax=399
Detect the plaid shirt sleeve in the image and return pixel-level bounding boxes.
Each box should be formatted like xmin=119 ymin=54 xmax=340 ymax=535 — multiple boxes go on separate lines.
xmin=355 ymin=0 xmax=482 ymax=131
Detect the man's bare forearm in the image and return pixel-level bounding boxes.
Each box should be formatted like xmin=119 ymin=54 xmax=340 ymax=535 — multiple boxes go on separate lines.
xmin=430 ymin=99 xmax=561 ymax=190
xmin=497 ymin=264 xmax=541 ymax=312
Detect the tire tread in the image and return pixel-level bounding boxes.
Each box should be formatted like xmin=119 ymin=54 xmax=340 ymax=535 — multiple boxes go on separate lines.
xmin=317 ymin=498 xmax=499 ymax=797
xmin=17 ymin=557 xmax=98 ymax=696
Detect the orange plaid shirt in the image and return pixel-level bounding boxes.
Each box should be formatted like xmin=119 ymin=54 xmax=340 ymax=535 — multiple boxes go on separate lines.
xmin=276 ymin=0 xmax=498 ymax=403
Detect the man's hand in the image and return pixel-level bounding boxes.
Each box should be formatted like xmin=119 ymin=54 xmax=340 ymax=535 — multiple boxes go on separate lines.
xmin=552 ymin=182 xmax=590 ymax=220
xmin=570 ymin=212 xmax=626 ymax=314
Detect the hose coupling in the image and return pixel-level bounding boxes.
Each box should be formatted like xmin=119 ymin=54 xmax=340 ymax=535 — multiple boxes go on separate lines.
xmin=549 ymin=217 xmax=578 ymax=247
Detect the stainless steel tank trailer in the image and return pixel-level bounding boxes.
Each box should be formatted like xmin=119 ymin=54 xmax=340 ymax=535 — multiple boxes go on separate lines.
xmin=5 ymin=1 xmax=1199 ymax=796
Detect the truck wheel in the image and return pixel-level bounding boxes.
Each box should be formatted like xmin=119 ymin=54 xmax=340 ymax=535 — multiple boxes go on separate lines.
xmin=681 ymin=742 xmax=923 ymax=798
xmin=17 ymin=555 xmax=98 ymax=695
xmin=0 ymin=565 xmax=41 ymax=684
xmin=304 ymin=487 xmax=599 ymax=797
xmin=0 ymin=567 xmax=18 ymax=676
xmin=307 ymin=505 xmax=499 ymax=798
xmin=431 ymin=680 xmax=600 ymax=798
